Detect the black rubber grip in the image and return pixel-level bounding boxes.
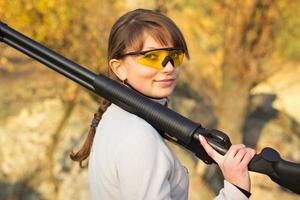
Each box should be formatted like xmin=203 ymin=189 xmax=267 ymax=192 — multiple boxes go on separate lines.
xmin=93 ymin=75 xmax=200 ymax=144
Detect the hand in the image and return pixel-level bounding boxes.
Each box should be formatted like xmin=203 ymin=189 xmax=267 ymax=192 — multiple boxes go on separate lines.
xmin=199 ymin=135 xmax=256 ymax=192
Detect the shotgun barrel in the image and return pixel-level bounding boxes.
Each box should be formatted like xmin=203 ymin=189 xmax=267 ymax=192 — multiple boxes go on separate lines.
xmin=1 ymin=21 xmax=299 ymax=194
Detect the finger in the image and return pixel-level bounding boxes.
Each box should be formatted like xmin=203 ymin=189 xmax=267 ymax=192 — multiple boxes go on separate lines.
xmin=249 ymin=148 xmax=256 ymax=157
xmin=199 ymin=135 xmax=223 ymax=164
xmin=226 ymin=144 xmax=246 ymax=160
xmin=240 ymin=148 xmax=256 ymax=167
xmin=233 ymin=148 xmax=248 ymax=163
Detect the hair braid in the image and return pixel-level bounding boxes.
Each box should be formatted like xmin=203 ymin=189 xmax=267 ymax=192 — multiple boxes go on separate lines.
xmin=70 ymin=98 xmax=111 ymax=167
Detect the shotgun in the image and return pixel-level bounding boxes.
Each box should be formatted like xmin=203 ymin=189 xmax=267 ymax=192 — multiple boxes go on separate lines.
xmin=0 ymin=22 xmax=299 ymax=194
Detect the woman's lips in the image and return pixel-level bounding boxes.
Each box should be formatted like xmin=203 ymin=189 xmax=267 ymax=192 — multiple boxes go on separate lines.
xmin=155 ymin=78 xmax=176 ymax=87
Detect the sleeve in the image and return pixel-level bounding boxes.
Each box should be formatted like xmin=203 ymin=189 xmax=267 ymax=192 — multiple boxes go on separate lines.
xmin=115 ymin=123 xmax=172 ymax=200
xmin=233 ymin=184 xmax=251 ymax=198
xmin=214 ymin=180 xmax=250 ymax=200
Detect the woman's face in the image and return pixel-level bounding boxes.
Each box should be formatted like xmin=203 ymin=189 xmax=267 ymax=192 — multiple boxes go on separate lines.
xmin=113 ymin=34 xmax=182 ymax=98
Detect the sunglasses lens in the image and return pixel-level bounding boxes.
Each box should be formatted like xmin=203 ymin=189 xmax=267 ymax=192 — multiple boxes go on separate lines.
xmin=170 ymin=50 xmax=184 ymax=67
xmin=137 ymin=50 xmax=165 ymax=70
xmin=137 ymin=49 xmax=184 ymax=69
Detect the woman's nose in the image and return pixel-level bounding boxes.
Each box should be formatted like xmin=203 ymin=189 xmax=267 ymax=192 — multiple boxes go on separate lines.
xmin=161 ymin=61 xmax=175 ymax=72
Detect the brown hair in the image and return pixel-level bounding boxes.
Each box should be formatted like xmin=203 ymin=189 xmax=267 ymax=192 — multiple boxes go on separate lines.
xmin=70 ymin=8 xmax=189 ymax=167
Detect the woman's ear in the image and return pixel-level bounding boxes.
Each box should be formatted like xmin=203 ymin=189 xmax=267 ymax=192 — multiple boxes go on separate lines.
xmin=109 ymin=59 xmax=127 ymax=81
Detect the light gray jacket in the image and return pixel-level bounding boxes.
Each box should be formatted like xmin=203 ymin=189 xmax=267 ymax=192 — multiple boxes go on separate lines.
xmin=88 ymin=103 xmax=249 ymax=200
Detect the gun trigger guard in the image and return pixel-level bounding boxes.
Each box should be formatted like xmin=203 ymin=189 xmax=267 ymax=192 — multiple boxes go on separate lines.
xmin=203 ymin=129 xmax=232 ymax=149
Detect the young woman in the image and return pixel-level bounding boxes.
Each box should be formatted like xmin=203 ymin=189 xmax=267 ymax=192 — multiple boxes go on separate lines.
xmin=71 ymin=8 xmax=255 ymax=200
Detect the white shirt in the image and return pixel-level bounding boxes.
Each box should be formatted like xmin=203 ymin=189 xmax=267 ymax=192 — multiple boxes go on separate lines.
xmin=88 ymin=103 xmax=249 ymax=200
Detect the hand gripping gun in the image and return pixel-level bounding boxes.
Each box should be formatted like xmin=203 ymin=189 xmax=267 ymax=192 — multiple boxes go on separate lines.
xmin=0 ymin=22 xmax=299 ymax=194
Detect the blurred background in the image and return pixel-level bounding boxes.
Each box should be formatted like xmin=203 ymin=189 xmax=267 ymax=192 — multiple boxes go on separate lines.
xmin=0 ymin=0 xmax=299 ymax=199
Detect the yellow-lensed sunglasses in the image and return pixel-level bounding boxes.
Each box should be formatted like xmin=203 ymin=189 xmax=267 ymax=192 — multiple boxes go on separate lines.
xmin=120 ymin=47 xmax=185 ymax=70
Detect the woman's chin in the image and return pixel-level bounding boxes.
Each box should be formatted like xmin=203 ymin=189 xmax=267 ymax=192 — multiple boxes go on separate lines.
xmin=151 ymin=88 xmax=174 ymax=98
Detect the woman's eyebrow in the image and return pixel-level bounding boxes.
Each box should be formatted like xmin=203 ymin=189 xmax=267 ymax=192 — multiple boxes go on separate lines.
xmin=141 ymin=47 xmax=157 ymax=51
xmin=142 ymin=46 xmax=173 ymax=51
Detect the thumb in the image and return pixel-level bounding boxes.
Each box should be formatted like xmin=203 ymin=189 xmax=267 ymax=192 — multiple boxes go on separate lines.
xmin=199 ymin=135 xmax=223 ymax=164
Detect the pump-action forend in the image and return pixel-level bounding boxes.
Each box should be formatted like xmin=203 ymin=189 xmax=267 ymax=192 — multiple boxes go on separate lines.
xmin=0 ymin=22 xmax=299 ymax=194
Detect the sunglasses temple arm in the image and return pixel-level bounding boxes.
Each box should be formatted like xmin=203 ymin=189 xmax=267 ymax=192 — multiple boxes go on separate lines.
xmin=1 ymin=21 xmax=300 ymax=195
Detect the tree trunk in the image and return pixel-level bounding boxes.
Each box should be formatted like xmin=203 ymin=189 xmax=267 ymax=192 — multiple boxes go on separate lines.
xmin=216 ymin=77 xmax=251 ymax=143
xmin=213 ymin=0 xmax=277 ymax=143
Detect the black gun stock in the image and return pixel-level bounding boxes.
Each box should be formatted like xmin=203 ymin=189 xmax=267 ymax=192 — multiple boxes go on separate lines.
xmin=1 ymin=22 xmax=299 ymax=194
